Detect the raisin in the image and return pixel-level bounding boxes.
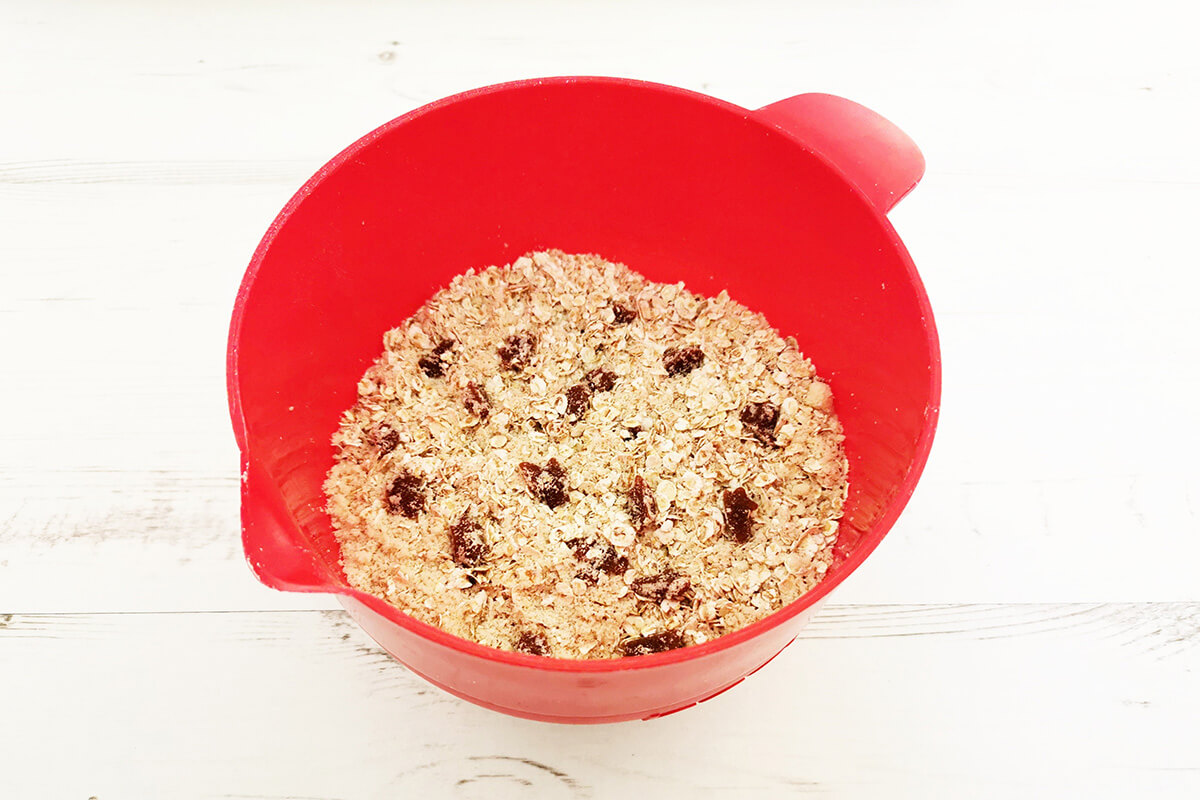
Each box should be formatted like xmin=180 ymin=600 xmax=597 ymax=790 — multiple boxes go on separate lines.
xmin=371 ymin=424 xmax=399 ymax=455
xmin=560 ymin=365 xmax=616 ymax=416
xmin=566 ymin=536 xmax=628 ymax=576
xmin=619 ymin=630 xmax=685 ymax=656
xmin=385 ymin=471 xmax=425 ymax=518
xmin=463 ymin=380 xmax=491 ymax=420
xmin=574 ymin=564 xmax=600 ymax=584
xmin=597 ymin=546 xmax=629 ymax=575
xmin=448 ymin=513 xmax=488 ymax=567
xmin=611 ymin=303 xmax=637 ymax=325
xmin=663 ymin=346 xmax=705 ymax=376
xmin=740 ymin=401 xmax=780 ymax=445
xmin=565 ymin=383 xmax=592 ymax=420
xmin=518 ymin=458 xmax=569 ymax=508
xmin=418 ymin=339 xmax=454 ymax=378
xmin=584 ymin=367 xmax=617 ymax=393
xmin=542 ymin=459 xmax=568 ymax=505
xmin=722 ymin=487 xmax=759 ymax=543
xmin=517 ymin=461 xmax=541 ymax=487
xmin=417 ymin=355 xmax=445 ymax=378
xmin=628 ymin=475 xmax=658 ymax=533
xmin=514 ymin=630 xmax=550 ymax=656
xmin=498 ymin=332 xmax=537 ymax=371
xmin=632 ymin=570 xmax=691 ymax=602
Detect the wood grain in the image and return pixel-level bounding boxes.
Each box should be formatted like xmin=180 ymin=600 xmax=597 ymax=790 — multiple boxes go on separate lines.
xmin=0 ymin=159 xmax=312 ymax=186
xmin=1 ymin=0 xmax=1198 ymax=795
xmin=2 ymin=178 xmax=1198 ymax=611
xmin=0 ymin=605 xmax=1196 ymax=798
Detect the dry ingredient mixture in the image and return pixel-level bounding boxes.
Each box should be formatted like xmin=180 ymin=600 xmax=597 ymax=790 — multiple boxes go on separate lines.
xmin=324 ymin=251 xmax=847 ymax=659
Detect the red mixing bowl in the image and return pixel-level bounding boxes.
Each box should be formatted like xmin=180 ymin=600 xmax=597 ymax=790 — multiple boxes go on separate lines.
xmin=227 ymin=76 xmax=940 ymax=723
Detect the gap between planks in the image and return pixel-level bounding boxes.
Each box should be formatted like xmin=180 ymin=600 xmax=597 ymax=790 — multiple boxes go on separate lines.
xmin=1 ymin=603 xmax=1196 ymax=657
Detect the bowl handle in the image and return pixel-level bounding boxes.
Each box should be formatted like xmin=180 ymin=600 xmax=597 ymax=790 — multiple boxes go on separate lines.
xmin=240 ymin=458 xmax=334 ymax=593
xmin=755 ymin=93 xmax=925 ymax=214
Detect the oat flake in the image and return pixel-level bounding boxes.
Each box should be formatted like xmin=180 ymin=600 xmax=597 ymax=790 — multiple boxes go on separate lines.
xmin=324 ymin=251 xmax=847 ymax=659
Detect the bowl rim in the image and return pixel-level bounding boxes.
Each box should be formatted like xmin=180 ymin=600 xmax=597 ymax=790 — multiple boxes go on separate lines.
xmin=227 ymin=74 xmax=942 ymax=673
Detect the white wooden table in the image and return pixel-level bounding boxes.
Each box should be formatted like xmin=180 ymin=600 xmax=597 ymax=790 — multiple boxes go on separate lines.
xmin=3 ymin=2 xmax=1197 ymax=797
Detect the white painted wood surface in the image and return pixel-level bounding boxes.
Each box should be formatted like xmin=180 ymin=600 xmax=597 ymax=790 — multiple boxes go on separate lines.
xmin=1 ymin=1 xmax=1197 ymax=797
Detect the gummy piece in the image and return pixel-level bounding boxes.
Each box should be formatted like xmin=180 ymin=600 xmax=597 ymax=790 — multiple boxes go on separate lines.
xmin=498 ymin=332 xmax=537 ymax=371
xmin=722 ymin=487 xmax=759 ymax=543
xmin=632 ymin=570 xmax=691 ymax=601
xmin=463 ymin=380 xmax=491 ymax=420
xmin=663 ymin=346 xmax=705 ymax=376
xmin=584 ymin=367 xmax=617 ymax=393
xmin=518 ymin=458 xmax=569 ymax=508
xmin=611 ymin=303 xmax=637 ymax=325
xmin=628 ymin=475 xmax=658 ymax=533
xmin=619 ymin=630 xmax=685 ymax=656
xmin=385 ymin=471 xmax=425 ymax=518
xmin=448 ymin=513 xmax=488 ymax=567
xmin=565 ymin=383 xmax=592 ymax=419
xmin=740 ymin=401 xmax=780 ymax=445
xmin=514 ymin=630 xmax=550 ymax=656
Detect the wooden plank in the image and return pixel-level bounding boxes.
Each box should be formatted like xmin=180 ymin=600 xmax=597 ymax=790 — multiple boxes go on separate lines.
xmin=2 ymin=0 xmax=1195 ymax=182
xmin=2 ymin=176 xmax=1198 ymax=610
xmin=1 ymin=1 xmax=1197 ymax=796
xmin=0 ymin=604 xmax=1196 ymax=797
xmin=1 ymin=5 xmax=1197 ymax=607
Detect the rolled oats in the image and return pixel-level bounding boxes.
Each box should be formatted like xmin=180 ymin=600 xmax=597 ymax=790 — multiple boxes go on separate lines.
xmin=324 ymin=251 xmax=847 ymax=659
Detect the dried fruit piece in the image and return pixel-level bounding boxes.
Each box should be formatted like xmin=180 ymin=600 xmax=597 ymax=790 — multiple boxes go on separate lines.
xmin=517 ymin=461 xmax=540 ymax=486
xmin=611 ymin=303 xmax=637 ymax=325
xmin=621 ymin=426 xmax=642 ymax=441
xmin=663 ymin=345 xmax=705 ymax=376
xmin=632 ymin=570 xmax=691 ymax=602
xmin=619 ymin=630 xmax=685 ymax=656
xmin=418 ymin=339 xmax=454 ymax=378
xmin=448 ymin=513 xmax=488 ymax=567
xmin=565 ymin=383 xmax=592 ymax=420
xmin=514 ymin=630 xmax=550 ymax=656
xmin=628 ymin=475 xmax=658 ymax=533
xmin=565 ymin=368 xmax=615 ymax=421
xmin=722 ymin=487 xmax=758 ymax=543
xmin=740 ymin=401 xmax=780 ymax=445
xmin=518 ymin=458 xmax=569 ymax=508
xmin=566 ymin=536 xmax=628 ymax=578
xmin=584 ymin=367 xmax=617 ymax=393
xmin=370 ymin=424 xmax=399 ymax=455
xmin=498 ymin=332 xmax=537 ymax=371
xmin=595 ymin=544 xmax=628 ymax=575
xmin=385 ymin=471 xmax=425 ymax=518
xmin=463 ymin=380 xmax=490 ymax=420
xmin=417 ymin=355 xmax=444 ymax=378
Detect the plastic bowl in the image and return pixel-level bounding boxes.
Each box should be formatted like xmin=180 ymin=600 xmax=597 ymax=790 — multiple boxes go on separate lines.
xmin=227 ymin=76 xmax=940 ymax=723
